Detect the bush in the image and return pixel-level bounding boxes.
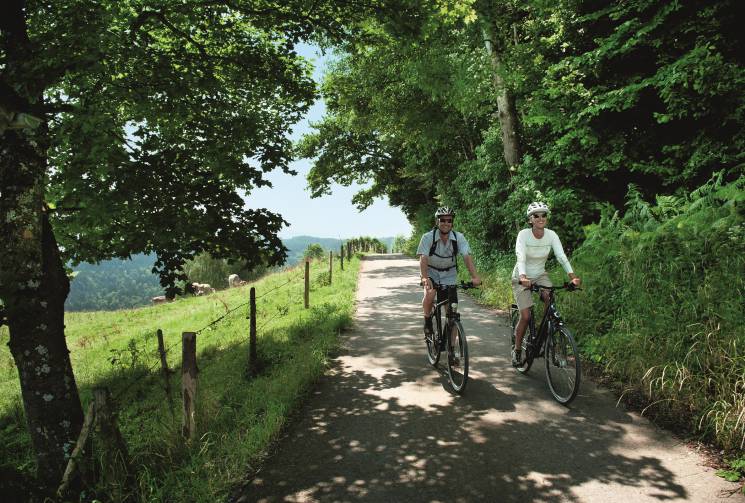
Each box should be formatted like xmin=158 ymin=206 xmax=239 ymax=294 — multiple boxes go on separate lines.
xmin=562 ymin=174 xmax=745 ymax=450
xmin=303 ymin=243 xmax=325 ymax=261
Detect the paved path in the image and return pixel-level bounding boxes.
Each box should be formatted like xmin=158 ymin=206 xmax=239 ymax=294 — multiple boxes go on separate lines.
xmin=239 ymin=255 xmax=740 ymax=502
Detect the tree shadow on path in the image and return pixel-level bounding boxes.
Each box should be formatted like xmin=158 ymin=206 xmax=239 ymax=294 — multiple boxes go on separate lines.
xmin=233 ymin=255 xmax=699 ymax=503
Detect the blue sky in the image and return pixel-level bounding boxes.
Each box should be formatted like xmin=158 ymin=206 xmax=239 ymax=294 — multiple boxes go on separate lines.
xmin=243 ymin=44 xmax=412 ymax=240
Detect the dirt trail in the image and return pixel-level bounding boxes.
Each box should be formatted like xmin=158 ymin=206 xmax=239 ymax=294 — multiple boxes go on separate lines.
xmin=237 ymin=254 xmax=740 ymax=502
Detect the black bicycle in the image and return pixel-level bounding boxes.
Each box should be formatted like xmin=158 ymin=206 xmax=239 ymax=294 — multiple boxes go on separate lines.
xmin=424 ymin=281 xmax=476 ymax=394
xmin=510 ymin=283 xmax=581 ymax=404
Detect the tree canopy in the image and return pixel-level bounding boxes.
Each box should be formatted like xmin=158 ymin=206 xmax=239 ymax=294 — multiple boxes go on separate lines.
xmin=300 ymin=0 xmax=745 ymax=258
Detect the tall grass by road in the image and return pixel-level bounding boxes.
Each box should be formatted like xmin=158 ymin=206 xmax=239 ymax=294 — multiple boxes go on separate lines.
xmin=0 ymin=256 xmax=361 ymax=502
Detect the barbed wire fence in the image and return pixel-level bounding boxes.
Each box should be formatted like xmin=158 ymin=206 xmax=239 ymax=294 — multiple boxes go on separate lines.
xmin=57 ymin=254 xmax=349 ymax=499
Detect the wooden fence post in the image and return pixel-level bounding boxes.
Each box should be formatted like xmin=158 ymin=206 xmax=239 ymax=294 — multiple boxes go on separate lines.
xmin=304 ymin=260 xmax=310 ymax=309
xmin=156 ymin=329 xmax=174 ymax=415
xmin=56 ymin=402 xmax=95 ymax=499
xmin=248 ymin=287 xmax=257 ymax=376
xmin=94 ymin=387 xmax=137 ymax=501
xmin=329 ymin=251 xmax=333 ymax=284
xmin=340 ymin=243 xmax=344 ymax=271
xmin=347 ymin=242 xmax=351 ymax=261
xmin=181 ymin=332 xmax=198 ymax=440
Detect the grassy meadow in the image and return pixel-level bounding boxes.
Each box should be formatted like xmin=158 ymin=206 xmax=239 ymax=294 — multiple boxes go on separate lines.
xmin=0 ymin=255 xmax=361 ymax=502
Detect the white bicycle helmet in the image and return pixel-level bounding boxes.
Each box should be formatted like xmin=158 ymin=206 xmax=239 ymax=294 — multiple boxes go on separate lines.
xmin=526 ymin=201 xmax=550 ymax=218
xmin=435 ymin=206 xmax=455 ymax=218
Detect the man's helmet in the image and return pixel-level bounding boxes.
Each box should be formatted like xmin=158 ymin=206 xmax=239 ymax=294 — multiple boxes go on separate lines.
xmin=526 ymin=201 xmax=550 ymax=218
xmin=435 ymin=206 xmax=455 ymax=218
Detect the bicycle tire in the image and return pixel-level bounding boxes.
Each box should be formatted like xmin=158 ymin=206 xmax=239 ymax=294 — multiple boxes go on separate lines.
xmin=545 ymin=326 xmax=581 ymax=404
xmin=447 ymin=320 xmax=468 ymax=394
xmin=510 ymin=307 xmax=532 ymax=374
xmin=425 ymin=313 xmax=441 ymax=366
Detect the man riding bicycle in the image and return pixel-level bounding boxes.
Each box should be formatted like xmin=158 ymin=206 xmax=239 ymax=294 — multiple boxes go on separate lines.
xmin=417 ymin=206 xmax=482 ymax=336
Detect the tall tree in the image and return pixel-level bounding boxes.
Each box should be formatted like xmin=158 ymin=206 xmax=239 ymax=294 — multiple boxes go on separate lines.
xmin=0 ymin=0 xmax=407 ymax=492
xmin=299 ymin=17 xmax=488 ymax=218
xmin=477 ymin=0 xmax=522 ymax=169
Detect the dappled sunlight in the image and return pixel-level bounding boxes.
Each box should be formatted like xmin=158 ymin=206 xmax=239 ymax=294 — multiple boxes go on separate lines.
xmin=236 ymin=255 xmax=728 ymax=503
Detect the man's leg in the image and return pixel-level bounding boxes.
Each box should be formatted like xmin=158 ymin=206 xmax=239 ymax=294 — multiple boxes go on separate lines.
xmin=422 ymin=284 xmax=436 ymax=335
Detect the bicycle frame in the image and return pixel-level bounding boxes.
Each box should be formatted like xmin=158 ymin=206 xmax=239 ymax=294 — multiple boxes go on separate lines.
xmin=432 ymin=286 xmax=460 ymax=346
xmin=524 ymin=288 xmax=565 ymax=358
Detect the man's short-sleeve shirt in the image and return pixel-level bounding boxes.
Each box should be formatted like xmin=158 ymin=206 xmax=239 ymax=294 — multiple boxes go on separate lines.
xmin=417 ymin=229 xmax=471 ymax=274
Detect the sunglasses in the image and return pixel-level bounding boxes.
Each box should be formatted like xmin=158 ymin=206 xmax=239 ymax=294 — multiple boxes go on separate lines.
xmin=438 ymin=218 xmax=453 ymax=223
xmin=532 ymin=213 xmax=547 ymax=219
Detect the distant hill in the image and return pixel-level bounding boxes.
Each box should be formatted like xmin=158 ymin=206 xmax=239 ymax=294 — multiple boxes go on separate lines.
xmin=283 ymin=236 xmax=396 ymax=265
xmin=65 ymin=254 xmax=162 ymax=312
xmin=65 ymin=236 xmax=397 ymax=311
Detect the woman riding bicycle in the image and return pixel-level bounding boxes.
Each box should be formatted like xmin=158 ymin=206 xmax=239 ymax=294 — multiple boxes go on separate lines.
xmin=512 ymin=202 xmax=581 ymax=366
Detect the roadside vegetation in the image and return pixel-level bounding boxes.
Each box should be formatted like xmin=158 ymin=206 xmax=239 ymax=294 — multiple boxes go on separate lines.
xmin=0 ymin=256 xmax=361 ymax=502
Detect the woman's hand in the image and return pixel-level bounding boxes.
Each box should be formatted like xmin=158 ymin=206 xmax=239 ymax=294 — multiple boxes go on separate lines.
xmin=569 ymin=274 xmax=581 ymax=286
xmin=471 ymin=276 xmax=482 ymax=286
xmin=519 ymin=275 xmax=531 ymax=288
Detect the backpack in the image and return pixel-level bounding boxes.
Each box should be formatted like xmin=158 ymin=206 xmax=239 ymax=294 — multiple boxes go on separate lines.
xmin=428 ymin=227 xmax=458 ymax=272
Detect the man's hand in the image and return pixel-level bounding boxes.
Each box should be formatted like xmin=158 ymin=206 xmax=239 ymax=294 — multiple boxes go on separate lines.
xmin=421 ymin=277 xmax=432 ymax=290
xmin=471 ymin=276 xmax=482 ymax=286
xmin=519 ymin=275 xmax=531 ymax=288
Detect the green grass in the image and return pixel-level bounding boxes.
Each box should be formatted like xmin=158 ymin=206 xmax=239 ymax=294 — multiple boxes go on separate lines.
xmin=0 ymin=256 xmax=361 ymax=502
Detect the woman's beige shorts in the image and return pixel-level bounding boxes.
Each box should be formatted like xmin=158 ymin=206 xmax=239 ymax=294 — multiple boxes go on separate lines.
xmin=511 ymin=272 xmax=552 ymax=310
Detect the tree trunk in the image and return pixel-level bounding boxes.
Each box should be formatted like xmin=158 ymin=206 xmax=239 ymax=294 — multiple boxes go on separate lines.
xmin=481 ymin=21 xmax=522 ymax=170
xmin=0 ymin=1 xmax=84 ymax=493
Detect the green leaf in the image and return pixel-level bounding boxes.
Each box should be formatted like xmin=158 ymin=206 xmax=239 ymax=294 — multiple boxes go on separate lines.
xmin=716 ymin=470 xmax=742 ymax=483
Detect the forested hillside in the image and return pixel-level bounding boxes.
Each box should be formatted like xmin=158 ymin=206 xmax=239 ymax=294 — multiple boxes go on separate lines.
xmin=64 ymin=254 xmax=162 ymax=311
xmin=65 ymin=237 xmax=396 ymax=312
xmin=299 ymin=0 xmax=745 ymax=455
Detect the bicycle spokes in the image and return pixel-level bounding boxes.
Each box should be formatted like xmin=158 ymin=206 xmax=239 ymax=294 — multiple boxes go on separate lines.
xmin=545 ymin=328 xmax=580 ymax=404
xmin=447 ymin=321 xmax=468 ymax=394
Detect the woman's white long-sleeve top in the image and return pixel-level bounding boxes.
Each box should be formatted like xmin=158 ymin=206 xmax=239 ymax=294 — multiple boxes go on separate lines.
xmin=512 ymin=228 xmax=574 ymax=280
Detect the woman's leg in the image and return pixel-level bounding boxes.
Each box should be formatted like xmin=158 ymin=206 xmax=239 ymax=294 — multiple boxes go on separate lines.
xmin=514 ymin=307 xmax=531 ymax=351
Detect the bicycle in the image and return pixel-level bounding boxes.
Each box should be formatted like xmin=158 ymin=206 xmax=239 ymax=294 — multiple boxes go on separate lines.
xmin=424 ymin=281 xmax=476 ymax=394
xmin=510 ymin=283 xmax=581 ymax=404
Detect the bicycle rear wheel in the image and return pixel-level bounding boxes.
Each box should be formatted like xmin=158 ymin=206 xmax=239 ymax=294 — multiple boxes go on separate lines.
xmin=510 ymin=307 xmax=532 ymax=374
xmin=545 ymin=326 xmax=581 ymax=404
xmin=425 ymin=312 xmax=441 ymax=366
xmin=447 ymin=320 xmax=468 ymax=394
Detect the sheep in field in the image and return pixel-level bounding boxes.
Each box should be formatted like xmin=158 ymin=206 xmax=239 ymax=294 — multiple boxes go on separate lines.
xmin=191 ymin=283 xmax=215 ymax=295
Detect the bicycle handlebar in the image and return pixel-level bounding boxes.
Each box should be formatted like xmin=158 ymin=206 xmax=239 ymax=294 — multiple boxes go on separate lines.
xmin=529 ymin=282 xmax=582 ymax=293
xmin=420 ymin=279 xmax=479 ymax=290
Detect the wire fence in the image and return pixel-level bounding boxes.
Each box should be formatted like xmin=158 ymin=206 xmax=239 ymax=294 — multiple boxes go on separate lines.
xmin=107 ymin=258 xmax=330 ymax=403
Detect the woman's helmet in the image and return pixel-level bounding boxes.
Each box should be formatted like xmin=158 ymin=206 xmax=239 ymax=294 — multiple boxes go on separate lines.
xmin=435 ymin=206 xmax=455 ymax=218
xmin=526 ymin=201 xmax=550 ymax=218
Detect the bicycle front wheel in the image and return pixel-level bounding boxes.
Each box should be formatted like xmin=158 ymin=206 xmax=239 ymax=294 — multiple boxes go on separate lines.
xmin=425 ymin=318 xmax=441 ymax=367
xmin=545 ymin=326 xmax=581 ymax=404
xmin=447 ymin=320 xmax=469 ymax=394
